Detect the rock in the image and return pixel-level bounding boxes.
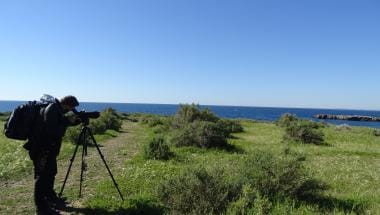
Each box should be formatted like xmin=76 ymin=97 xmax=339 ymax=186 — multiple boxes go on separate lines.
xmin=313 ymin=114 xmax=380 ymax=122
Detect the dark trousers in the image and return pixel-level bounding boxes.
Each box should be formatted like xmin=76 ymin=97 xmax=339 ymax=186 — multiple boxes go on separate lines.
xmin=31 ymin=152 xmax=58 ymax=210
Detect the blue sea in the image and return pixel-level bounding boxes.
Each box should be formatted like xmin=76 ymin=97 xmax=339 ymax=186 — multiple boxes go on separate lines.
xmin=1 ymin=101 xmax=380 ymax=128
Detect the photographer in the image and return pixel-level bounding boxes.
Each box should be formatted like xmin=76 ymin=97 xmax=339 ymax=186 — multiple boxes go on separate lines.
xmin=26 ymin=95 xmax=80 ymax=215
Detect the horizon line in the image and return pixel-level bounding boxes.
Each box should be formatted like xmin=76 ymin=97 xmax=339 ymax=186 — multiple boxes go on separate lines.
xmin=1 ymin=99 xmax=380 ymax=112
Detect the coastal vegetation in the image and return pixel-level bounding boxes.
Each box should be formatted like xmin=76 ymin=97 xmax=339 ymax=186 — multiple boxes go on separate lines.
xmin=64 ymin=108 xmax=123 ymax=144
xmin=278 ymin=113 xmax=326 ymax=145
xmin=0 ymin=106 xmax=379 ymax=214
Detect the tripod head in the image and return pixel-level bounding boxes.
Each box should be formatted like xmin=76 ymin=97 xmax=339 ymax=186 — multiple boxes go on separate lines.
xmin=73 ymin=110 xmax=101 ymax=126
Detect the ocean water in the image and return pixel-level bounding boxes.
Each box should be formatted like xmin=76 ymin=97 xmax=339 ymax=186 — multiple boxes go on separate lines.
xmin=1 ymin=101 xmax=380 ymax=128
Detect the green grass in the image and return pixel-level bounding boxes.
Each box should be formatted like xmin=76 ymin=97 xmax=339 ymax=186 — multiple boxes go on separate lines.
xmin=1 ymin=119 xmax=380 ymax=214
xmin=0 ymin=121 xmax=118 ymax=180
xmin=81 ymin=120 xmax=378 ymax=214
xmin=0 ymin=122 xmax=32 ymax=180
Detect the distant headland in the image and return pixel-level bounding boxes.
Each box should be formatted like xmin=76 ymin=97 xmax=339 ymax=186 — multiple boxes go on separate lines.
xmin=314 ymin=114 xmax=380 ymax=122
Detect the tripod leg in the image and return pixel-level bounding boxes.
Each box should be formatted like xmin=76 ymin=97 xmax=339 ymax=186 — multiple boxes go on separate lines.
xmin=59 ymin=130 xmax=84 ymax=198
xmin=79 ymin=128 xmax=87 ymax=198
xmin=88 ymin=130 xmax=124 ymax=201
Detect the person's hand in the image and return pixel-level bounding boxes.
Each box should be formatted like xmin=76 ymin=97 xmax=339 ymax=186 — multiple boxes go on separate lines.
xmin=72 ymin=117 xmax=82 ymax=126
xmin=66 ymin=112 xmax=81 ymax=125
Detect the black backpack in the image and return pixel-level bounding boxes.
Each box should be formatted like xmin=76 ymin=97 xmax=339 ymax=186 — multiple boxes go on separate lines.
xmin=3 ymin=101 xmax=50 ymax=140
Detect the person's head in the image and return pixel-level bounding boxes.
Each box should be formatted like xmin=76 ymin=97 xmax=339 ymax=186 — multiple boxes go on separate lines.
xmin=60 ymin=95 xmax=79 ymax=112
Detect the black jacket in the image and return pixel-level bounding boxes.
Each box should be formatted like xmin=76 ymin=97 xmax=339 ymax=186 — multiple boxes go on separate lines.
xmin=27 ymin=100 xmax=73 ymax=157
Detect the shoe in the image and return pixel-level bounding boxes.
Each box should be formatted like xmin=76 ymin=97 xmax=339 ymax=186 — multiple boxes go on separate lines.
xmin=46 ymin=193 xmax=67 ymax=210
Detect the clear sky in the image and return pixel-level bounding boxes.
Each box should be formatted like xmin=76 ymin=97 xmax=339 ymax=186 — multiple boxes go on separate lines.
xmin=0 ymin=0 xmax=379 ymax=110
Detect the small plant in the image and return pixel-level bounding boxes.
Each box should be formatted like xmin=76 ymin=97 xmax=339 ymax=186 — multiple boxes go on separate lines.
xmin=140 ymin=115 xmax=164 ymax=127
xmin=227 ymin=184 xmax=272 ymax=215
xmin=170 ymin=125 xmax=195 ymax=147
xmin=284 ymin=120 xmax=325 ymax=144
xmin=157 ymin=167 xmax=238 ymax=214
xmin=172 ymin=104 xmax=219 ymax=128
xmin=64 ymin=108 xmax=123 ymax=143
xmin=217 ymin=119 xmax=244 ymax=137
xmin=171 ymin=121 xmax=228 ymax=148
xmin=144 ymin=136 xmax=173 ymax=160
xmin=98 ymin=108 xmax=123 ymax=131
xmin=277 ymin=113 xmax=298 ymax=127
xmin=64 ymin=125 xmax=81 ymax=144
xmin=373 ymin=129 xmax=380 ymax=136
xmin=0 ymin=112 xmax=10 ymax=121
xmin=199 ymin=108 xmax=220 ymax=123
xmin=89 ymin=119 xmax=107 ymax=134
xmin=239 ymin=150 xmax=326 ymax=200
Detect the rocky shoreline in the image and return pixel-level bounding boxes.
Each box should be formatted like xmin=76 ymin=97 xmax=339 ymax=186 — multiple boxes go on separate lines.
xmin=314 ymin=114 xmax=380 ymax=122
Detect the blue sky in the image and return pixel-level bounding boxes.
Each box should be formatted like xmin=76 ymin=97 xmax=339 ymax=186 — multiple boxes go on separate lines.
xmin=0 ymin=0 xmax=379 ymax=110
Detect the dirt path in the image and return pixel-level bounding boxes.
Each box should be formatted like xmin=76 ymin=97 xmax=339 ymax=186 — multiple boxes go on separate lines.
xmin=0 ymin=121 xmax=143 ymax=214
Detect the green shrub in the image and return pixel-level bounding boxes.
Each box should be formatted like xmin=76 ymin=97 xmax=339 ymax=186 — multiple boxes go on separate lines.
xmin=284 ymin=120 xmax=325 ymax=144
xmin=144 ymin=136 xmax=173 ymax=160
xmin=64 ymin=126 xmax=81 ymax=144
xmin=199 ymin=108 xmax=220 ymax=123
xmin=125 ymin=113 xmax=141 ymax=122
xmin=140 ymin=115 xmax=164 ymax=127
xmin=226 ymin=184 xmax=272 ymax=215
xmin=239 ymin=151 xmax=325 ymax=200
xmin=217 ymin=119 xmax=244 ymax=137
xmin=170 ymin=125 xmax=195 ymax=147
xmin=140 ymin=115 xmax=172 ymax=135
xmin=98 ymin=108 xmax=123 ymax=131
xmin=89 ymin=119 xmax=107 ymax=134
xmin=65 ymin=108 xmax=122 ymax=140
xmin=157 ymin=167 xmax=239 ymax=214
xmin=276 ymin=113 xmax=298 ymax=127
xmin=152 ymin=125 xmax=168 ymax=134
xmin=173 ymin=104 xmax=219 ymax=128
xmin=0 ymin=112 xmax=10 ymax=121
xmin=373 ymin=129 xmax=380 ymax=136
xmin=171 ymin=121 xmax=228 ymax=148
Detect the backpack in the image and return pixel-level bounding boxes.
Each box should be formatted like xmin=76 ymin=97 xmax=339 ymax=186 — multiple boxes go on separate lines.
xmin=3 ymin=96 xmax=55 ymax=140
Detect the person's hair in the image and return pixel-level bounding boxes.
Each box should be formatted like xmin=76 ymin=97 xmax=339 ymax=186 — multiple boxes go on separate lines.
xmin=60 ymin=95 xmax=79 ymax=107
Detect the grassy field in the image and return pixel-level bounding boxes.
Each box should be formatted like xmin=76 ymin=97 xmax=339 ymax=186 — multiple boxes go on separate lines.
xmin=0 ymin=117 xmax=379 ymax=214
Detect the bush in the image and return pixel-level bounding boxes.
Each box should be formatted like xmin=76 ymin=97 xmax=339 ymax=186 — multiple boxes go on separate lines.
xmin=284 ymin=120 xmax=325 ymax=144
xmin=140 ymin=115 xmax=164 ymax=127
xmin=226 ymin=184 xmax=272 ymax=215
xmin=87 ymin=108 xmax=123 ymax=134
xmin=239 ymin=151 xmax=325 ymax=200
xmin=157 ymin=151 xmax=326 ymax=214
xmin=373 ymin=129 xmax=380 ymax=136
xmin=171 ymin=121 xmax=228 ymax=148
xmin=144 ymin=136 xmax=173 ymax=160
xmin=0 ymin=112 xmax=10 ymax=121
xmin=89 ymin=119 xmax=107 ymax=134
xmin=64 ymin=108 xmax=122 ymax=142
xmin=157 ymin=167 xmax=239 ymax=214
xmin=98 ymin=108 xmax=123 ymax=131
xmin=277 ymin=113 xmax=298 ymax=127
xmin=64 ymin=126 xmax=81 ymax=144
xmin=217 ymin=119 xmax=244 ymax=137
xmin=140 ymin=115 xmax=172 ymax=135
xmin=170 ymin=125 xmax=195 ymax=147
xmin=173 ymin=104 xmax=219 ymax=128
xmin=199 ymin=108 xmax=220 ymax=123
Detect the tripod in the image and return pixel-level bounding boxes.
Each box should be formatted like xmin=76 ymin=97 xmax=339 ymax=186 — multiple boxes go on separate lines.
xmin=58 ymin=125 xmax=124 ymax=201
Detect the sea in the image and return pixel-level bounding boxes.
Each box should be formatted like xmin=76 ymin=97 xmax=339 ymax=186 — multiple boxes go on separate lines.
xmin=1 ymin=101 xmax=380 ymax=128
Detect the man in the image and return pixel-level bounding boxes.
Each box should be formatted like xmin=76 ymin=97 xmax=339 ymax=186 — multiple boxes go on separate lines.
xmin=25 ymin=95 xmax=80 ymax=215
